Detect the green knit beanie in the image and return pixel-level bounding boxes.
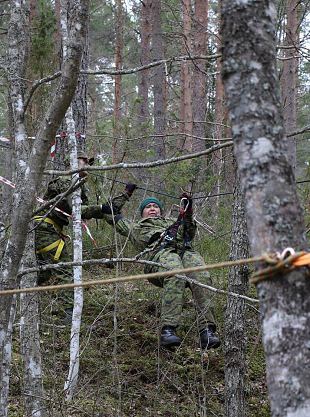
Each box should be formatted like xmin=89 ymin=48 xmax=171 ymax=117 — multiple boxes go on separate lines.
xmin=139 ymin=197 xmax=163 ymax=215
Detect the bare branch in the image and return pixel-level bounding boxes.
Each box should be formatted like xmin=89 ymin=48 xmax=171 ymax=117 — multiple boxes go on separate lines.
xmin=23 ymin=71 xmax=61 ymax=113
xmin=82 ymin=54 xmax=220 ymax=75
xmin=45 ymin=141 xmax=233 ymax=176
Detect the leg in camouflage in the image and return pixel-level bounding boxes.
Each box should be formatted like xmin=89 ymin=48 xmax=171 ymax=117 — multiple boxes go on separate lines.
xmin=182 ymin=249 xmax=216 ymax=331
xmin=153 ymin=248 xmax=187 ymax=328
xmin=35 ymin=221 xmax=73 ymax=311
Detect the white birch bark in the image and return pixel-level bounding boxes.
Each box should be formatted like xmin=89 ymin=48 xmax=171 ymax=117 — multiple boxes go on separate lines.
xmin=63 ymin=106 xmax=84 ymax=400
xmin=61 ymin=1 xmax=84 ymax=400
xmin=0 ymin=297 xmax=16 ymax=417
xmin=0 ymin=1 xmax=30 ymax=414
xmin=20 ymin=231 xmax=45 ymax=417
xmin=0 ymin=1 xmax=90 ymax=414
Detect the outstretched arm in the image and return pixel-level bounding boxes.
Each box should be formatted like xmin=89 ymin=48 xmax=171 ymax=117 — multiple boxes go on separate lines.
xmin=81 ymin=183 xmax=137 ymax=238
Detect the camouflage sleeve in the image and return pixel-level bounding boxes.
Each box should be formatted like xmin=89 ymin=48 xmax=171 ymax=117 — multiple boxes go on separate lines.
xmin=81 ymin=205 xmax=104 ymax=220
xmin=108 ymin=216 xmax=133 ymax=238
xmin=81 ymin=192 xmax=130 ymax=222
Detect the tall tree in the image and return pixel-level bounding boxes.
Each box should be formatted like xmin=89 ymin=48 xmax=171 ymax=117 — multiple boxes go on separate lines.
xmin=180 ymin=0 xmax=193 ymax=151
xmin=20 ymin=233 xmax=45 ymax=417
xmin=138 ymin=0 xmax=152 ymax=126
xmin=213 ymin=0 xmax=225 ymax=214
xmin=192 ymin=0 xmax=208 ymax=152
xmin=221 ymin=1 xmax=309 ymax=416
xmin=225 ymin=174 xmax=249 ymax=417
xmin=0 ymin=3 xmax=90 ymax=415
xmin=1 ymin=2 xmax=30 ymax=414
xmin=151 ymin=0 xmax=166 ymax=159
xmin=112 ymin=0 xmax=123 ymax=163
xmin=280 ymin=0 xmax=299 ymax=170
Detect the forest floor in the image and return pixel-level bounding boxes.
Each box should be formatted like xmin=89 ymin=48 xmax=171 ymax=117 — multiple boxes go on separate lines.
xmin=9 ymin=261 xmax=270 ymax=417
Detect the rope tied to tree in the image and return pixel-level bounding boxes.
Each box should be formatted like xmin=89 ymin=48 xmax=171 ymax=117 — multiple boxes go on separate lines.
xmin=250 ymin=248 xmax=310 ymax=285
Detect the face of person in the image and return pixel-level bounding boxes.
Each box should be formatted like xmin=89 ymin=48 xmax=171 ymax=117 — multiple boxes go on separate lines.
xmin=142 ymin=203 xmax=161 ymax=218
xmin=78 ymin=158 xmax=88 ymax=177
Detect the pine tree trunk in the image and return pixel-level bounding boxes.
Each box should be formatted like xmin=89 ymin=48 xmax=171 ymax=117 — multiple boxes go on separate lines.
xmin=221 ymin=1 xmax=310 ymax=416
xmin=180 ymin=0 xmax=193 ymax=152
xmin=280 ymin=0 xmax=299 ymax=171
xmin=151 ymin=0 xmax=166 ymax=159
xmin=213 ymin=1 xmax=224 ymax=216
xmin=192 ymin=0 xmax=208 ymax=152
xmin=112 ymin=0 xmax=123 ymax=163
xmin=225 ymin=175 xmax=249 ymax=417
xmin=138 ymin=0 xmax=152 ymax=125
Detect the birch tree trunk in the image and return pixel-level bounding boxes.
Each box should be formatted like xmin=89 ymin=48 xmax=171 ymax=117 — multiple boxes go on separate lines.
xmin=221 ymin=1 xmax=310 ymax=416
xmin=0 ymin=1 xmax=90 ymax=410
xmin=60 ymin=1 xmax=86 ymax=399
xmin=0 ymin=297 xmax=16 ymax=417
xmin=63 ymin=106 xmax=83 ymax=400
xmin=225 ymin=175 xmax=249 ymax=417
xmin=0 ymin=2 xmax=30 ymax=414
xmin=20 ymin=231 xmax=45 ymax=417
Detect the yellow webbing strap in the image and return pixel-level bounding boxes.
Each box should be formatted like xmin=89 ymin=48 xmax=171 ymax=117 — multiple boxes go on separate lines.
xmin=33 ymin=215 xmax=62 ymax=233
xmin=33 ymin=216 xmax=65 ymax=261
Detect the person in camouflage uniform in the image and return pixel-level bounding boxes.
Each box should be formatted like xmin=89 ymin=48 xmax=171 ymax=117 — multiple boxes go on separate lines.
xmin=86 ymin=185 xmax=221 ymax=350
xmin=34 ymin=152 xmax=106 ymax=315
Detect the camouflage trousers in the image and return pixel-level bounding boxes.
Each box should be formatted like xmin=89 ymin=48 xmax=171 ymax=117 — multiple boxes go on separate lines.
xmin=148 ymin=248 xmax=216 ymax=331
xmin=34 ymin=220 xmax=73 ymax=310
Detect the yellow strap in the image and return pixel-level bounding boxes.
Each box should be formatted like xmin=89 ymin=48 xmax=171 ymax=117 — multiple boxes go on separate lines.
xmin=33 ymin=215 xmax=62 ymax=233
xmin=36 ymin=239 xmax=65 ymax=261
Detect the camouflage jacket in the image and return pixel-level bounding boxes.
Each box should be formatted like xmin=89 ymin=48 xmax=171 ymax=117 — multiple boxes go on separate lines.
xmin=41 ymin=176 xmax=90 ymax=227
xmin=84 ymin=194 xmax=197 ymax=254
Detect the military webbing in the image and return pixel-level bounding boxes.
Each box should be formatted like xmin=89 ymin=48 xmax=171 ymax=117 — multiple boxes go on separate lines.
xmin=33 ymin=216 xmax=66 ymax=261
xmin=160 ymin=197 xmax=190 ymax=249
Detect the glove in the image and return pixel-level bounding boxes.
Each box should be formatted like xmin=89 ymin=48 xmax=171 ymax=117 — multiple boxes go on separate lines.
xmin=125 ymin=183 xmax=137 ymax=197
xmin=101 ymin=204 xmax=113 ymax=214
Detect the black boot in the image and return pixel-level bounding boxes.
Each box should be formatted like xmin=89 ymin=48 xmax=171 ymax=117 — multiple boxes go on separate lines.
xmin=199 ymin=325 xmax=221 ymax=350
xmin=160 ymin=326 xmax=181 ymax=349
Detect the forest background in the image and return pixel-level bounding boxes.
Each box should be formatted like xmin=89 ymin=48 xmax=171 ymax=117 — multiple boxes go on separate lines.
xmin=0 ymin=0 xmax=309 ymax=416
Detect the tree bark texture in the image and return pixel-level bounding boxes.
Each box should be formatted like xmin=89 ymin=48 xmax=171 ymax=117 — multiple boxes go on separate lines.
xmin=20 ymin=231 xmax=45 ymax=417
xmin=192 ymin=0 xmax=208 ymax=152
xmin=280 ymin=0 xmax=299 ymax=170
xmin=64 ymin=106 xmax=83 ymax=400
xmin=138 ymin=0 xmax=152 ymax=125
xmin=112 ymin=0 xmax=123 ymax=163
xmin=213 ymin=0 xmax=224 ymax=215
xmin=0 ymin=297 xmax=16 ymax=417
xmin=221 ymin=2 xmax=309 ymax=416
xmin=0 ymin=0 xmax=90 ymax=394
xmin=151 ymin=0 xmax=166 ymax=159
xmin=0 ymin=2 xmax=30 ymax=413
xmin=180 ymin=0 xmax=193 ymax=152
xmin=225 ymin=175 xmax=249 ymax=417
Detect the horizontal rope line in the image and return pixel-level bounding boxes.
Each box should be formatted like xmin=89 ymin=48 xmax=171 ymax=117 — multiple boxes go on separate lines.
xmin=1 ymin=256 xmax=264 ymax=297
